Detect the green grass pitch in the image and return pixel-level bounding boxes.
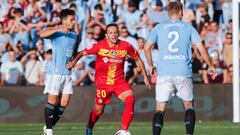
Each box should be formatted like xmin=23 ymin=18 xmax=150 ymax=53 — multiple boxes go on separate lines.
xmin=0 ymin=122 xmax=239 ymax=135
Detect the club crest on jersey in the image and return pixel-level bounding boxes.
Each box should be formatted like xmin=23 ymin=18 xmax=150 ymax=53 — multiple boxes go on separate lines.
xmin=111 ymin=51 xmax=117 ymax=56
xmin=98 ymin=98 xmax=103 ymax=104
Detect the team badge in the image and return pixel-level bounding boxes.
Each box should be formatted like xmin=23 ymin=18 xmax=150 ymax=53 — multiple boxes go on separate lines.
xmin=98 ymin=98 xmax=103 ymax=104
xmin=111 ymin=51 xmax=117 ymax=56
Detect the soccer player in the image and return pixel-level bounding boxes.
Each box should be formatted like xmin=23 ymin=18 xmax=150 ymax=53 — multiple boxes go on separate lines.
xmin=66 ymin=23 xmax=151 ymax=135
xmin=39 ymin=9 xmax=76 ymax=135
xmin=144 ymin=1 xmax=217 ymax=135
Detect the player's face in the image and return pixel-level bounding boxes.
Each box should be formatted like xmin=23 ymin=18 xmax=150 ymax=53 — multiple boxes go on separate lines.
xmin=63 ymin=15 xmax=76 ymax=30
xmin=106 ymin=26 xmax=119 ymax=44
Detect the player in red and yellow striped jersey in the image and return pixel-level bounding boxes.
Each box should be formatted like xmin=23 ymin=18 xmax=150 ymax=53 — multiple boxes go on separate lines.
xmin=66 ymin=23 xmax=151 ymax=135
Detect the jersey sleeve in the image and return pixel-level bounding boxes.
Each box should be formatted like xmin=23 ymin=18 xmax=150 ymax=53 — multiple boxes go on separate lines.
xmin=190 ymin=26 xmax=202 ymax=45
xmin=147 ymin=26 xmax=158 ymax=44
xmin=47 ymin=32 xmax=59 ymax=40
xmin=84 ymin=42 xmax=100 ymax=55
xmin=127 ymin=43 xmax=138 ymax=59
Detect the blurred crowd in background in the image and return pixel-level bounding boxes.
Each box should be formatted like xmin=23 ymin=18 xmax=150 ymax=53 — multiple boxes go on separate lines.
xmin=0 ymin=0 xmax=233 ymax=86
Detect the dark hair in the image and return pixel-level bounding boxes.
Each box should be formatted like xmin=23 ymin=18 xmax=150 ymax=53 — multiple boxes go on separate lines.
xmin=167 ymin=1 xmax=183 ymax=16
xmin=94 ymin=4 xmax=103 ymax=10
xmin=14 ymin=8 xmax=24 ymax=15
xmin=60 ymin=9 xmax=75 ymax=21
xmin=46 ymin=49 xmax=52 ymax=54
xmin=70 ymin=3 xmax=77 ymax=9
xmin=106 ymin=23 xmax=119 ymax=32
xmin=29 ymin=48 xmax=37 ymax=51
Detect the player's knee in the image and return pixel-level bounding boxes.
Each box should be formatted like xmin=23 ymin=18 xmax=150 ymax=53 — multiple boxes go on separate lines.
xmin=60 ymin=101 xmax=69 ymax=108
xmin=156 ymin=102 xmax=167 ymax=112
xmin=183 ymin=101 xmax=193 ymax=110
xmin=124 ymin=95 xmax=135 ymax=110
xmin=94 ymin=108 xmax=104 ymax=115
xmin=48 ymin=99 xmax=57 ymax=105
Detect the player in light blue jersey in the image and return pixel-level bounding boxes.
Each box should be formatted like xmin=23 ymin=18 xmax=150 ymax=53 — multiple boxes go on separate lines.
xmin=144 ymin=1 xmax=217 ymax=135
xmin=39 ymin=9 xmax=76 ymax=135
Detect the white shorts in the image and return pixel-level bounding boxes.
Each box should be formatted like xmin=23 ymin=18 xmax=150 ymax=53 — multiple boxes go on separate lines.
xmin=155 ymin=76 xmax=193 ymax=102
xmin=44 ymin=74 xmax=73 ymax=95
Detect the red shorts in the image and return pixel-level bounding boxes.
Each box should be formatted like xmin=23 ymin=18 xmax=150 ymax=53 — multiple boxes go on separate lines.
xmin=95 ymin=82 xmax=132 ymax=105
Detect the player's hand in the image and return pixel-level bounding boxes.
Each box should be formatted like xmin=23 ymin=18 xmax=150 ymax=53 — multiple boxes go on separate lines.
xmin=149 ymin=65 xmax=157 ymax=76
xmin=144 ymin=76 xmax=151 ymax=91
xmin=208 ymin=66 xmax=217 ymax=80
xmin=66 ymin=60 xmax=77 ymax=69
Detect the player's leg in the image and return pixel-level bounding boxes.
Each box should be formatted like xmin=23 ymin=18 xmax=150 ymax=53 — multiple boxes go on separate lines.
xmin=86 ymin=104 xmax=105 ymax=135
xmin=44 ymin=94 xmax=58 ymax=135
xmin=183 ymin=101 xmax=195 ymax=135
xmin=174 ymin=77 xmax=195 ymax=135
xmin=86 ymin=87 xmax=110 ymax=135
xmin=51 ymin=75 xmax=73 ymax=126
xmin=87 ymin=104 xmax=105 ymax=128
xmin=153 ymin=77 xmax=174 ymax=135
xmin=52 ymin=93 xmax=71 ymax=126
xmin=153 ymin=102 xmax=167 ymax=135
xmin=117 ymin=90 xmax=135 ymax=130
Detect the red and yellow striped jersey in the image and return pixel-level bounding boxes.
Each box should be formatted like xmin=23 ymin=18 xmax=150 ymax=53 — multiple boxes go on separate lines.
xmin=84 ymin=39 xmax=138 ymax=85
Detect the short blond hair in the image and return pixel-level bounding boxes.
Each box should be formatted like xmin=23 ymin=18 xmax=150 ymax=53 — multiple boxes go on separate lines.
xmin=167 ymin=1 xmax=183 ymax=17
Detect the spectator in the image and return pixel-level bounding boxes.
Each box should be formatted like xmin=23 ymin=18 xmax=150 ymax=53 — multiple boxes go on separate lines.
xmin=119 ymin=26 xmax=138 ymax=49
xmin=0 ymin=50 xmax=23 ymax=85
xmin=136 ymin=11 xmax=151 ymax=40
xmin=196 ymin=4 xmax=210 ymax=31
xmin=72 ymin=60 xmax=95 ymax=86
xmin=15 ymin=41 xmax=25 ymax=61
xmin=0 ymin=37 xmax=19 ymax=63
xmin=87 ymin=4 xmax=106 ymax=30
xmin=202 ymin=50 xmax=228 ymax=84
xmin=182 ymin=5 xmax=196 ymax=27
xmin=222 ymin=32 xmax=232 ymax=67
xmin=147 ymin=0 xmax=168 ymax=24
xmin=0 ymin=22 xmax=12 ymax=55
xmin=200 ymin=22 xmax=211 ymax=40
xmin=221 ymin=0 xmax=232 ymax=28
xmin=92 ymin=24 xmax=105 ymax=41
xmin=120 ymin=1 xmax=142 ymax=36
xmin=35 ymin=39 xmax=45 ymax=61
xmin=204 ymin=21 xmax=223 ymax=54
xmin=40 ymin=49 xmax=52 ymax=85
xmin=9 ymin=8 xmax=30 ymax=52
xmin=124 ymin=56 xmax=138 ymax=85
xmin=21 ymin=48 xmax=43 ymax=86
xmin=50 ymin=0 xmax=62 ymax=25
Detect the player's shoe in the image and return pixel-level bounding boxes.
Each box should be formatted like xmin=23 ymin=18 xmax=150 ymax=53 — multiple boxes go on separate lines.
xmin=43 ymin=126 xmax=53 ymax=135
xmin=85 ymin=124 xmax=92 ymax=135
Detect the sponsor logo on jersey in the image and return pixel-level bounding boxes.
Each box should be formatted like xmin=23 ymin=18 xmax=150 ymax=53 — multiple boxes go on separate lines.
xmin=102 ymin=57 xmax=123 ymax=63
xmin=164 ymin=55 xmax=186 ymax=60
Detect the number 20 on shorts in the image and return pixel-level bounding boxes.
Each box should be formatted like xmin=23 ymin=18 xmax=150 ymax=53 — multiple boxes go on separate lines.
xmin=97 ymin=89 xmax=107 ymax=98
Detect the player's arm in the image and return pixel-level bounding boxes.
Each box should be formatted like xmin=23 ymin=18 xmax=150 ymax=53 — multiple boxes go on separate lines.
xmin=144 ymin=26 xmax=158 ymax=76
xmin=67 ymin=42 xmax=100 ymax=69
xmin=144 ymin=40 xmax=155 ymax=75
xmin=134 ymin=55 xmax=151 ymax=90
xmin=195 ymin=43 xmax=217 ymax=79
xmin=38 ymin=25 xmax=67 ymax=38
xmin=66 ymin=50 xmax=88 ymax=69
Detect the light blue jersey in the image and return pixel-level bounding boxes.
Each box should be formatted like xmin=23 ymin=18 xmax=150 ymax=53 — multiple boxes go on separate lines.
xmin=48 ymin=31 xmax=76 ymax=75
xmin=147 ymin=19 xmax=202 ymax=77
